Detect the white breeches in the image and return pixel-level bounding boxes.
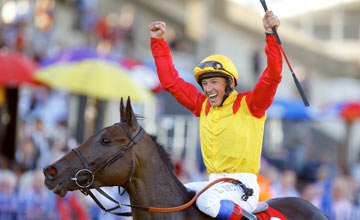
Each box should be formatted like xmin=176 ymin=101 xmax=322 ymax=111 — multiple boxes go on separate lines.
xmin=185 ymin=173 xmax=260 ymax=218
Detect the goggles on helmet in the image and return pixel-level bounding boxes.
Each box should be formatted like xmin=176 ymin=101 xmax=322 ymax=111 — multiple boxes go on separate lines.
xmin=197 ymin=61 xmax=236 ymax=82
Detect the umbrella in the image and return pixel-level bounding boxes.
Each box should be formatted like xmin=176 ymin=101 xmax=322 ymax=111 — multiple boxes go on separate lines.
xmin=339 ymin=102 xmax=360 ymax=122
xmin=40 ymin=47 xmax=112 ymax=67
xmin=0 ymin=49 xmax=38 ymax=87
xmin=34 ymin=59 xmax=153 ymax=102
xmin=267 ymin=98 xmax=318 ymax=120
xmin=320 ymin=101 xmax=360 ymax=122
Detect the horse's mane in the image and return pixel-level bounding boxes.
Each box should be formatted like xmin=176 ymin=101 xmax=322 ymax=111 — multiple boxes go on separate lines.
xmin=149 ymin=135 xmax=174 ymax=171
xmin=149 ymin=135 xmax=195 ymax=199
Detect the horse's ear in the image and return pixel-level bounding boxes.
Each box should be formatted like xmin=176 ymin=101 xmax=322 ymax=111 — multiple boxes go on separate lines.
xmin=125 ymin=96 xmax=138 ymax=128
xmin=120 ymin=97 xmax=127 ymax=123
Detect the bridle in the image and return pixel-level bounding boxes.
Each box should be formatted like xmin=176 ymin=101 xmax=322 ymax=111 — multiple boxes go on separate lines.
xmin=71 ymin=122 xmax=145 ymax=216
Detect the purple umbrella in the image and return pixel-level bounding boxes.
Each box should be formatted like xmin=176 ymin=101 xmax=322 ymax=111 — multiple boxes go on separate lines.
xmin=40 ymin=47 xmax=112 ymax=67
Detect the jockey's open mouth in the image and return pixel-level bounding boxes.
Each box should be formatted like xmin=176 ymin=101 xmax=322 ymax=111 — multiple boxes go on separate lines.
xmin=208 ymin=93 xmax=218 ymax=101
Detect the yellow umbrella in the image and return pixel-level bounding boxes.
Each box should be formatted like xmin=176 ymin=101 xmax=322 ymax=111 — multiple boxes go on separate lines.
xmin=34 ymin=59 xmax=153 ymax=102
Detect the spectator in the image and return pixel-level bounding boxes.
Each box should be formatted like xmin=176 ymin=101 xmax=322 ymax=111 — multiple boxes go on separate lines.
xmin=15 ymin=137 xmax=39 ymax=172
xmin=259 ymin=158 xmax=278 ymax=201
xmin=257 ymin=174 xmax=275 ymax=202
xmin=312 ymin=176 xmax=353 ymax=220
xmin=331 ymin=177 xmax=352 ymax=220
xmin=308 ymin=164 xmax=334 ymax=217
xmin=0 ymin=170 xmax=24 ymax=218
xmin=20 ymin=169 xmax=58 ymax=219
xmin=301 ymin=183 xmax=322 ymax=203
xmin=272 ymin=169 xmax=300 ymax=198
xmin=31 ymin=118 xmax=51 ymax=168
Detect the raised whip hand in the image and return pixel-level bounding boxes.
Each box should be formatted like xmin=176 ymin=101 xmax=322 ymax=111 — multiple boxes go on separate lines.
xmin=260 ymin=0 xmax=310 ymax=106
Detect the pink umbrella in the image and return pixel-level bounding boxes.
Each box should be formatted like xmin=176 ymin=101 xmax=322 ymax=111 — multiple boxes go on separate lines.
xmin=0 ymin=49 xmax=39 ymax=87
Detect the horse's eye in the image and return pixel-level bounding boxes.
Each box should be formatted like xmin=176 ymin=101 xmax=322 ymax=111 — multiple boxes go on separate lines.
xmin=101 ymin=137 xmax=111 ymax=145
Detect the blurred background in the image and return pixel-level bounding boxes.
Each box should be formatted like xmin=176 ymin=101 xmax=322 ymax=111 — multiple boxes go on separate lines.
xmin=0 ymin=0 xmax=360 ymax=219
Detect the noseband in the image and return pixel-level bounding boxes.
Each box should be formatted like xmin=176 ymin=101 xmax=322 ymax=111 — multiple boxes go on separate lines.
xmin=70 ymin=123 xmax=145 ymax=216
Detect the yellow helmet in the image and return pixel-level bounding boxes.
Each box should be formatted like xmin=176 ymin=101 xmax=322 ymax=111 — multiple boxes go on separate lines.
xmin=193 ymin=54 xmax=238 ymax=86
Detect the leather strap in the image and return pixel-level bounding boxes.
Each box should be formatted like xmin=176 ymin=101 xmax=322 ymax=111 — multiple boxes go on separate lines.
xmin=87 ymin=177 xmax=248 ymax=216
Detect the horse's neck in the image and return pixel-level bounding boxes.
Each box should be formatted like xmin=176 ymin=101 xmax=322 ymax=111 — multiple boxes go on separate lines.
xmin=130 ymin=176 xmax=178 ymax=203
xmin=125 ymin=141 xmax=208 ymax=219
xmin=128 ymin=157 xmax=189 ymax=212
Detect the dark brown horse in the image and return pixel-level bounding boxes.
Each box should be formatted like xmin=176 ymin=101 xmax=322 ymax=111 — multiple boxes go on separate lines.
xmin=44 ymin=98 xmax=329 ymax=220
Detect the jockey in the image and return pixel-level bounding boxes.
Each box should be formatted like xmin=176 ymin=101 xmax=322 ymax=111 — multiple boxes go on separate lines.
xmin=149 ymin=10 xmax=282 ymax=220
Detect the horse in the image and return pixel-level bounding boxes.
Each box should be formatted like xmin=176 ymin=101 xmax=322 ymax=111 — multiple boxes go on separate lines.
xmin=43 ymin=98 xmax=329 ymax=220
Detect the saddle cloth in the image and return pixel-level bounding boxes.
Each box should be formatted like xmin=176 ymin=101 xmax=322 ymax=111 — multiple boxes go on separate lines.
xmin=253 ymin=202 xmax=288 ymax=220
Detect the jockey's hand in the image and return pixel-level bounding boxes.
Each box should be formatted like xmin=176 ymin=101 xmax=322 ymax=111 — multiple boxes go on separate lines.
xmin=262 ymin=11 xmax=280 ymax=34
xmin=149 ymin=21 xmax=166 ymax=39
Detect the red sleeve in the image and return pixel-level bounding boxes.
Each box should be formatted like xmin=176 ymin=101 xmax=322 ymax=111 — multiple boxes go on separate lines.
xmin=246 ymin=35 xmax=283 ymax=118
xmin=151 ymin=38 xmax=206 ymax=117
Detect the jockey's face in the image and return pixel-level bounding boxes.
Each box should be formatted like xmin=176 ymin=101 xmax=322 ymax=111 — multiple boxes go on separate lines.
xmin=201 ymin=76 xmax=227 ymax=107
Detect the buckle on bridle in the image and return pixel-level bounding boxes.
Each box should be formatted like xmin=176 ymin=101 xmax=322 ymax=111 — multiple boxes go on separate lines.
xmin=70 ymin=168 xmax=94 ymax=188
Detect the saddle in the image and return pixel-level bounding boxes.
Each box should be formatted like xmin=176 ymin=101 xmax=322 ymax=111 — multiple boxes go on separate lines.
xmin=186 ymin=188 xmax=288 ymax=220
xmin=253 ymin=202 xmax=288 ymax=220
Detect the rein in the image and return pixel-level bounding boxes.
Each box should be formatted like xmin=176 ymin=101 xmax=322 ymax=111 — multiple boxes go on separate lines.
xmin=127 ymin=177 xmax=250 ymax=214
xmin=70 ymin=123 xmax=252 ymax=216
xmin=88 ymin=176 xmax=247 ymax=216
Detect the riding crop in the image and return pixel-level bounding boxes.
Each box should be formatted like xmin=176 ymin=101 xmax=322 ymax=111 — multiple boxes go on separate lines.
xmin=260 ymin=0 xmax=310 ymax=106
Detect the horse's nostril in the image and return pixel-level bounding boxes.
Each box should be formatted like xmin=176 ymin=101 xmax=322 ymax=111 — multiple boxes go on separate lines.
xmin=45 ymin=166 xmax=58 ymax=177
xmin=49 ymin=167 xmax=57 ymax=176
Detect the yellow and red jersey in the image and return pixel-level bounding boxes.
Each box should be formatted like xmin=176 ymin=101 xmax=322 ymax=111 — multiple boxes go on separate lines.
xmin=151 ymin=35 xmax=282 ymax=175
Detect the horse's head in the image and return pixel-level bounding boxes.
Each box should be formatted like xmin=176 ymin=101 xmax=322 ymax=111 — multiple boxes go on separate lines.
xmin=43 ymin=98 xmax=144 ymax=197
